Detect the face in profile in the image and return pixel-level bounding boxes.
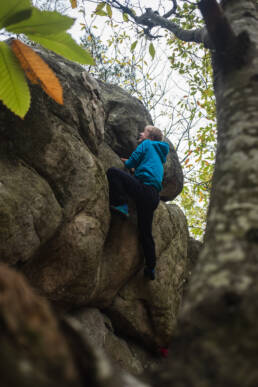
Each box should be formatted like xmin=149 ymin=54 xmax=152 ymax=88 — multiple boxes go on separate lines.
xmin=138 ymin=126 xmax=152 ymax=143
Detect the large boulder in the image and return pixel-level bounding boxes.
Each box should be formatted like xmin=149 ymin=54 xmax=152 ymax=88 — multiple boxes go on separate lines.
xmin=97 ymin=80 xmax=153 ymax=157
xmin=0 ymin=48 xmax=110 ymax=306
xmin=0 ymin=46 xmax=188 ymax=360
xmin=0 ymin=46 xmax=185 ymax=308
xmin=0 ymin=157 xmax=62 ymax=265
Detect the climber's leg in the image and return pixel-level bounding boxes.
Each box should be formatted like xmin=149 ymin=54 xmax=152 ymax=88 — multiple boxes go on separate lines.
xmin=107 ymin=167 xmax=160 ymax=279
xmin=107 ymin=167 xmax=143 ymax=206
xmin=136 ymin=185 xmax=159 ymax=278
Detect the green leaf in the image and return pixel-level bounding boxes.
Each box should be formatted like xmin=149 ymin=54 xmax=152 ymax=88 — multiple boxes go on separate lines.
xmin=94 ymin=3 xmax=108 ymax=17
xmin=0 ymin=42 xmax=30 ymax=118
xmin=6 ymin=8 xmax=74 ymax=35
xmin=0 ymin=0 xmax=31 ymax=29
xmin=95 ymin=10 xmax=107 ymax=16
xmin=95 ymin=2 xmax=106 ymax=12
xmin=149 ymin=42 xmax=155 ymax=59
xmin=2 ymin=9 xmax=32 ymax=28
xmin=106 ymin=4 xmax=112 ymax=18
xmin=123 ymin=13 xmax=129 ymax=22
xmin=26 ymin=32 xmax=95 ymax=65
xmin=130 ymin=41 xmax=138 ymax=52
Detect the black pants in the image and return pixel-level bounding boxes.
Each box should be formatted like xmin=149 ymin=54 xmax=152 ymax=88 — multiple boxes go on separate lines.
xmin=107 ymin=167 xmax=160 ymax=270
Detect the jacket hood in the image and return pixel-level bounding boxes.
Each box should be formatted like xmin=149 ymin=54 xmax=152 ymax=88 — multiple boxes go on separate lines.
xmin=152 ymin=141 xmax=169 ymax=163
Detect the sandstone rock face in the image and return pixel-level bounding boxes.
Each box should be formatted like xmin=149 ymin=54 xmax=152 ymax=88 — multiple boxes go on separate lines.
xmin=0 ymin=49 xmax=110 ymax=306
xmin=71 ymin=308 xmax=159 ymax=376
xmin=160 ymin=139 xmax=184 ymax=201
xmin=97 ymin=80 xmax=153 ymax=158
xmin=0 ymin=47 xmax=188 ymax=375
xmin=0 ymin=158 xmax=62 ymax=265
xmin=106 ymin=203 xmax=189 ymax=349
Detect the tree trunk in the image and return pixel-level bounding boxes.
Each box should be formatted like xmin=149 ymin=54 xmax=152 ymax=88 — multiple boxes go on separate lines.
xmin=151 ymin=1 xmax=258 ymax=385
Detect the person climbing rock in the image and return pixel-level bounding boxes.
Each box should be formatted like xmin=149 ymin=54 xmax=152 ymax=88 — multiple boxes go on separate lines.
xmin=107 ymin=125 xmax=169 ymax=281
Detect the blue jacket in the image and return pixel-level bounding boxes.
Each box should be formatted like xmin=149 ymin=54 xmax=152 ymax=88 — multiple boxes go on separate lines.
xmin=125 ymin=139 xmax=169 ymax=191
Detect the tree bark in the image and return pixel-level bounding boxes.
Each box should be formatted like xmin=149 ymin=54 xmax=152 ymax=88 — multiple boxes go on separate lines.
xmin=150 ymin=1 xmax=258 ymax=385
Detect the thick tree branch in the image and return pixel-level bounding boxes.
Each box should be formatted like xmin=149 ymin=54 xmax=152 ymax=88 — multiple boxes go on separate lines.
xmin=106 ymin=0 xmax=211 ymax=47
xmin=139 ymin=10 xmax=210 ymax=47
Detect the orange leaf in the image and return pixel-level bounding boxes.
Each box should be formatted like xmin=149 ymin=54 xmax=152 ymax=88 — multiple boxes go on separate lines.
xmin=11 ymin=39 xmax=63 ymax=105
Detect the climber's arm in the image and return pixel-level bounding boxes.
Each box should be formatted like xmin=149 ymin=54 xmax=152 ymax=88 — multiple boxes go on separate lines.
xmin=121 ymin=158 xmax=135 ymax=174
xmin=124 ymin=143 xmax=144 ymax=169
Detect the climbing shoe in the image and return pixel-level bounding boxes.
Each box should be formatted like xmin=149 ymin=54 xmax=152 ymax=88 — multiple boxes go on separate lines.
xmin=110 ymin=204 xmax=129 ymax=218
xmin=144 ymin=267 xmax=155 ymax=280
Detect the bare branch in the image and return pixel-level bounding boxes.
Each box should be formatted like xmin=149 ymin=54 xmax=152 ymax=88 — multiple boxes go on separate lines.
xmin=163 ymin=0 xmax=178 ymax=19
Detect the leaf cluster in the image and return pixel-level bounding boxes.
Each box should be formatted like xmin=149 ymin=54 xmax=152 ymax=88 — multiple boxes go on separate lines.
xmin=0 ymin=0 xmax=94 ymax=118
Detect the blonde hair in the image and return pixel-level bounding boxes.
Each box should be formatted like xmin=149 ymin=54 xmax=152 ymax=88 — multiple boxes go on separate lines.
xmin=145 ymin=125 xmax=163 ymax=142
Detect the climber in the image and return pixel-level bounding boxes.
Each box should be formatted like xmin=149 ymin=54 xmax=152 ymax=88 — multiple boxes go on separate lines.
xmin=106 ymin=125 xmax=169 ymax=280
